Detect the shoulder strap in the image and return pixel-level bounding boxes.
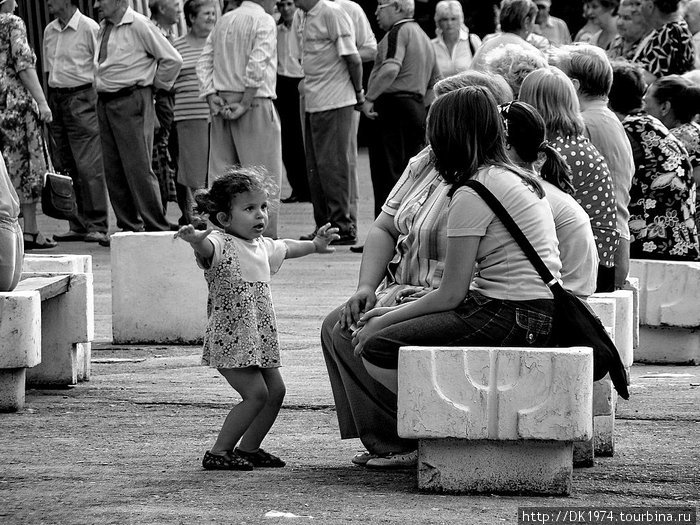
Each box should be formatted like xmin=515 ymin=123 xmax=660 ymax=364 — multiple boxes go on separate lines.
xmin=463 ymin=179 xmax=563 ymax=295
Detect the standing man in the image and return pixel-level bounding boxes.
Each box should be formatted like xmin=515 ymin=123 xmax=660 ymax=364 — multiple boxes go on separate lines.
xmin=93 ymin=0 xmax=182 ymax=240
xmin=276 ymin=0 xmax=310 ymax=204
xmin=292 ymin=0 xmax=365 ymax=245
xmin=533 ymin=0 xmax=571 ymax=46
xmin=197 ymin=0 xmax=283 ymax=238
xmin=361 ymin=0 xmax=439 ymax=218
xmin=44 ymin=0 xmax=109 ymax=245
xmin=149 ymin=0 xmax=183 ymax=222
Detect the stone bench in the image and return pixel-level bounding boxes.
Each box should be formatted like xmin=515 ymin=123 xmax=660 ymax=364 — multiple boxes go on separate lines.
xmin=397 ymin=346 xmax=592 ymax=495
xmin=628 ymin=259 xmax=700 ymax=364
xmin=0 ymin=274 xmax=83 ymax=411
xmin=111 ymin=232 xmax=206 ymax=344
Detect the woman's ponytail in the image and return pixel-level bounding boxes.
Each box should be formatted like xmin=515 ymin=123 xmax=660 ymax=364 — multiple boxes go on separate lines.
xmin=539 ymin=141 xmax=575 ymax=195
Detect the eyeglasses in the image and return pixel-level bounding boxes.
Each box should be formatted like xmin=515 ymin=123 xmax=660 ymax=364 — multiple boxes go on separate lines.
xmin=376 ymin=2 xmax=395 ymax=11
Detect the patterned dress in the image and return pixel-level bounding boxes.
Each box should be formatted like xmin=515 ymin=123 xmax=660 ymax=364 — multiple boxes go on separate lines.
xmin=551 ymin=134 xmax=619 ymax=267
xmin=198 ymin=232 xmax=288 ymax=369
xmin=670 ymin=122 xmax=700 ymax=227
xmin=623 ymin=112 xmax=699 ymax=260
xmin=0 ymin=14 xmax=48 ymax=204
xmin=634 ymin=20 xmax=694 ymax=78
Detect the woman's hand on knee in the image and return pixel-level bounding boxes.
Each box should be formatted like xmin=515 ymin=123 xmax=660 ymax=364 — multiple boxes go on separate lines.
xmin=340 ymin=288 xmax=377 ymax=330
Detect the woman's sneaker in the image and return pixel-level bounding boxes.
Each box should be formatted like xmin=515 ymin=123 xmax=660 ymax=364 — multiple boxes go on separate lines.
xmin=365 ymin=450 xmax=418 ymax=469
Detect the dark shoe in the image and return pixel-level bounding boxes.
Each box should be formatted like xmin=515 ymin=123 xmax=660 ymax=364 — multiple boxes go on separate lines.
xmin=53 ymin=230 xmax=86 ymax=242
xmin=168 ymin=222 xmax=180 ymax=231
xmin=234 ymin=447 xmax=286 ymax=468
xmin=299 ymin=230 xmax=317 ymax=241
xmin=349 ymin=245 xmax=364 ymax=253
xmin=84 ymin=232 xmax=109 ymax=244
xmin=24 ymin=232 xmax=58 ymax=250
xmin=330 ymin=235 xmax=357 ymax=246
xmin=281 ymin=195 xmax=301 ymax=204
xmin=98 ymin=234 xmax=112 ymax=247
xmin=202 ymin=450 xmax=254 ymax=471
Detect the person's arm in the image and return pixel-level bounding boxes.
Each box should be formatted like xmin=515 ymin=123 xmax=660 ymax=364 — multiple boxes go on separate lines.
xmin=140 ymin=19 xmax=183 ymax=91
xmin=18 ymin=69 xmax=52 ymax=122
xmin=284 ymin=223 xmax=339 ymax=258
xmin=353 ymin=235 xmax=480 ymax=355
xmin=175 ymin=225 xmax=215 ymax=261
xmin=361 ymin=61 xmax=400 ymax=118
xmin=339 ymin=211 xmax=399 ymax=329
xmin=614 ymin=238 xmax=629 ymax=289
xmin=341 ymin=52 xmax=364 ymax=106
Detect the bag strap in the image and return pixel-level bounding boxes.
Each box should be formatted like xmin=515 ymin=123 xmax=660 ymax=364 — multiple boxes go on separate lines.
xmin=463 ymin=179 xmax=564 ymax=295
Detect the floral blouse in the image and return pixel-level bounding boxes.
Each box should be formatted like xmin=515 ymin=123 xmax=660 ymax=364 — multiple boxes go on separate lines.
xmin=634 ymin=20 xmax=695 ymax=78
xmin=0 ymin=13 xmax=37 ymax=112
xmin=551 ymin=134 xmax=619 ymax=267
xmin=623 ymin=112 xmax=699 ymax=260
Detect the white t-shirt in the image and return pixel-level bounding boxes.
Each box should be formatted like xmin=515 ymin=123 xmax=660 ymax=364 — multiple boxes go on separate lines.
xmin=542 ymin=180 xmax=599 ymax=297
xmin=446 ymin=167 xmax=561 ymax=300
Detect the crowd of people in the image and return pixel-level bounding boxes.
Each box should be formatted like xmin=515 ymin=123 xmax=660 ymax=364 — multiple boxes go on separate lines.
xmin=2 ymin=0 xmax=700 ymax=471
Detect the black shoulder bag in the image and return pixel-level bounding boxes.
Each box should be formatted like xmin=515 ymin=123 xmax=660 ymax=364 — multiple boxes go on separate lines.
xmin=463 ymin=180 xmax=630 ymax=399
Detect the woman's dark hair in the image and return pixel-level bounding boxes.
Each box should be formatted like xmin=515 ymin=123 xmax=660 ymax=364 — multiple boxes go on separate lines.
xmin=194 ymin=166 xmax=278 ymax=228
xmin=184 ymin=0 xmax=214 ymax=27
xmin=652 ymin=0 xmax=681 ymax=14
xmin=649 ymin=75 xmax=700 ymax=124
xmin=584 ymin=0 xmax=620 ymax=15
xmin=609 ymin=60 xmax=646 ymax=115
xmin=499 ymin=0 xmax=538 ymax=33
xmin=501 ymin=101 xmax=575 ymax=195
xmin=427 ymin=86 xmax=544 ymax=197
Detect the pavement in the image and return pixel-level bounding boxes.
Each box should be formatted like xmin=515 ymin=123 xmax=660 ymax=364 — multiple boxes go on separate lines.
xmin=2 ymin=150 xmax=699 ymax=524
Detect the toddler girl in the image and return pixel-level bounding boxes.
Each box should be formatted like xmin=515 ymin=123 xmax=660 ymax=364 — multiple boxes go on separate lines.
xmin=176 ymin=166 xmax=338 ymax=470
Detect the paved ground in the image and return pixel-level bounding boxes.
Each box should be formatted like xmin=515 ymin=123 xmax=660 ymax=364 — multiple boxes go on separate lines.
xmin=2 ymin=150 xmax=699 ymax=524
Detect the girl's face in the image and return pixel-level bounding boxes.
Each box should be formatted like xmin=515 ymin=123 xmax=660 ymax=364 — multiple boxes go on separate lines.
xmin=219 ymin=190 xmax=269 ymax=240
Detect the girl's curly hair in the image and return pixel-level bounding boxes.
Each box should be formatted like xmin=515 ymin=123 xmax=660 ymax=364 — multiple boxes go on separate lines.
xmin=194 ymin=165 xmax=279 ymax=228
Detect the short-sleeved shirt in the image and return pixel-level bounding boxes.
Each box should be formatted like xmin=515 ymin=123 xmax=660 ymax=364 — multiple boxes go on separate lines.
xmin=447 ymin=167 xmax=561 ymax=301
xmin=291 ymin=0 xmax=358 ymax=112
xmin=582 ymin=100 xmax=635 ymax=241
xmin=551 ymin=134 xmax=619 ymax=267
xmin=431 ymin=29 xmax=481 ymax=78
xmin=368 ymin=19 xmax=439 ymax=99
xmin=542 ymin=180 xmax=599 ymax=297
xmin=172 ymin=36 xmax=210 ymax=121
xmin=634 ymin=20 xmax=695 ymax=78
xmin=43 ymin=9 xmax=98 ymax=89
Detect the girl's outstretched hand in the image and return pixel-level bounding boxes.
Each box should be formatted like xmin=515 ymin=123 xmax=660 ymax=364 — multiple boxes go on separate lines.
xmin=174 ymin=224 xmax=213 ymax=244
xmin=313 ymin=223 xmax=340 ymax=253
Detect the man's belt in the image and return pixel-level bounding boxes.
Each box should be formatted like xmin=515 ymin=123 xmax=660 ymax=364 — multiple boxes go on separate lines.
xmin=97 ymin=85 xmax=149 ymax=103
xmin=50 ymin=83 xmax=93 ymax=94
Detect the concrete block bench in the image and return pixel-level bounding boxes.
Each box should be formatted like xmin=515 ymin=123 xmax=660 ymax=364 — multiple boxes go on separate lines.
xmin=23 ymin=254 xmax=94 ymax=382
xmin=397 ymin=346 xmax=593 ymax=495
xmin=628 ymin=259 xmax=700 ymax=364
xmin=111 ymin=232 xmax=206 ymax=344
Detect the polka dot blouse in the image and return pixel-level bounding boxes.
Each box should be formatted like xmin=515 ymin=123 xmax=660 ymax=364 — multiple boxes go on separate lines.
xmin=552 ymin=134 xmax=619 ymax=267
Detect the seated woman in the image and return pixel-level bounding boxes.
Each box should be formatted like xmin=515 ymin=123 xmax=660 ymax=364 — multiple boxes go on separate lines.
xmin=321 ymin=72 xmax=518 ymax=471
xmin=353 ymin=86 xmax=561 ymax=431
xmin=609 ymin=62 xmax=699 ymax=260
xmin=519 ymin=67 xmax=619 ymax=292
xmin=0 ymin=152 xmax=22 ymax=291
xmin=500 ymin=100 xmax=599 ymax=297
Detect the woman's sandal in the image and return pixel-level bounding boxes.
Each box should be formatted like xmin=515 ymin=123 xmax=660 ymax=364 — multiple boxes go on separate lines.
xmin=202 ymin=450 xmax=254 ymax=471
xmin=23 ymin=232 xmax=58 ymax=250
xmin=234 ymin=447 xmax=286 ymax=468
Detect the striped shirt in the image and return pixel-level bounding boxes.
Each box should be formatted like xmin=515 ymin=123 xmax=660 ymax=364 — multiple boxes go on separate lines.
xmin=197 ymin=1 xmax=277 ymax=99
xmin=378 ymin=148 xmax=451 ymax=299
xmin=173 ymin=35 xmax=210 ymax=121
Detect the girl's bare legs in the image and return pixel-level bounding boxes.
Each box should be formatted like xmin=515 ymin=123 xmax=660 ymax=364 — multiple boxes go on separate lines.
xmin=238 ymin=367 xmax=286 ymax=452
xmin=209 ymin=367 xmax=269 ymax=455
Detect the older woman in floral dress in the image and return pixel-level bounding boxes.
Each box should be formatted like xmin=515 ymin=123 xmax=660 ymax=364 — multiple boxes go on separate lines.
xmin=0 ymin=0 xmax=56 ymax=249
xmin=609 ymin=62 xmax=698 ymax=260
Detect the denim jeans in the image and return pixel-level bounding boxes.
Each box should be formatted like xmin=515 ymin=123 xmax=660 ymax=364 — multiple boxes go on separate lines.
xmin=362 ymin=291 xmax=555 ymax=369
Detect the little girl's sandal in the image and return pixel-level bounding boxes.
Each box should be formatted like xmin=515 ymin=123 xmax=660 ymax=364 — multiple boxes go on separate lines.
xmin=202 ymin=450 xmax=253 ymax=471
xmin=234 ymin=447 xmax=286 ymax=468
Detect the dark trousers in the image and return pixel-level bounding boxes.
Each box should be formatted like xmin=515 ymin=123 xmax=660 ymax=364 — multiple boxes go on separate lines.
xmin=305 ymin=105 xmax=357 ymax=237
xmin=367 ymin=94 xmax=426 ymax=218
xmin=275 ymin=75 xmax=309 ymax=200
xmin=48 ymin=87 xmax=109 ymax=233
xmin=321 ymin=304 xmax=417 ymax=455
xmin=96 ymin=86 xmax=169 ymax=232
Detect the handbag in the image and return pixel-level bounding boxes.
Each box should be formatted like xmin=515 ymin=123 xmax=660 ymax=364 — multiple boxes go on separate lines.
xmin=42 ymin=172 xmax=77 ymax=220
xmin=40 ymin=131 xmax=77 ymax=221
xmin=463 ymin=180 xmax=630 ymax=399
